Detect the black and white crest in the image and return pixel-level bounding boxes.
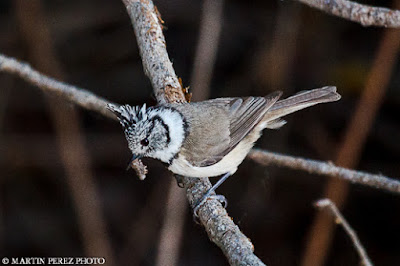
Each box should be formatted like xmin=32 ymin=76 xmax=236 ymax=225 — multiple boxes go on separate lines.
xmin=107 ymin=103 xmax=187 ymax=164
xmin=107 ymin=104 xmax=148 ymax=134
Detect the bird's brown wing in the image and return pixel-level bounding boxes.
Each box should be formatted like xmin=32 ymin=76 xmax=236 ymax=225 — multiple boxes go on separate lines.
xmin=176 ymin=91 xmax=281 ymax=167
xmin=215 ymin=91 xmax=282 ymax=161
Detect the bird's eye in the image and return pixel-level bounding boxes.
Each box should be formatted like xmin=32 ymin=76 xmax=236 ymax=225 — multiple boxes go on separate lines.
xmin=141 ymin=138 xmax=149 ymax=146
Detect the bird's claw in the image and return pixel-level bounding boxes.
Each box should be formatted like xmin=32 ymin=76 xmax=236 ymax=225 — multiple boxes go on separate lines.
xmin=193 ymin=194 xmax=228 ymax=222
xmin=214 ymin=194 xmax=228 ymax=208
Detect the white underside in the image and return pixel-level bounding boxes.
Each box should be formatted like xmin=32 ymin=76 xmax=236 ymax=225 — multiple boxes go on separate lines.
xmin=168 ymin=125 xmax=263 ymax=178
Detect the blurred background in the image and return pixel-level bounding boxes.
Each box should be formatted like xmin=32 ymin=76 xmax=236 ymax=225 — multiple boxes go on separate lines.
xmin=1 ymin=0 xmax=400 ymax=265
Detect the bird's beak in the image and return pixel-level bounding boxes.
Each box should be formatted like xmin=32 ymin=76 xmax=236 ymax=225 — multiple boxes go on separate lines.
xmin=126 ymin=154 xmax=143 ymax=171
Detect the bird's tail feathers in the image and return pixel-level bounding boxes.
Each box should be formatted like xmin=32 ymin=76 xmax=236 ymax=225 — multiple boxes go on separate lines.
xmin=263 ymin=86 xmax=340 ymax=129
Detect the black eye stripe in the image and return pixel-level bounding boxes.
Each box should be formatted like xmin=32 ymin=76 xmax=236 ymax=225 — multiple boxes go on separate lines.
xmin=152 ymin=116 xmax=171 ymax=144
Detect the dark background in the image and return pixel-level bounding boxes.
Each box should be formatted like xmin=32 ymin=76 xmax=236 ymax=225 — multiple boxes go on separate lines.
xmin=1 ymin=0 xmax=400 ymax=265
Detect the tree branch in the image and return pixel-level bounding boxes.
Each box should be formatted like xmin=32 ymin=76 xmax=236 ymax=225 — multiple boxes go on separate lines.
xmin=248 ymin=149 xmax=400 ymax=194
xmin=122 ymin=0 xmax=265 ymax=265
xmin=0 ymin=54 xmax=114 ymax=119
xmin=3 ymin=1 xmax=398 ymax=263
xmin=156 ymin=0 xmax=225 ymax=263
xmin=3 ymin=50 xmax=400 ymax=263
xmin=314 ymin=199 xmax=373 ymax=266
xmin=122 ymin=0 xmax=185 ymax=104
xmin=301 ymin=5 xmax=400 ymax=264
xmin=297 ymin=0 xmax=400 ymax=27
xmin=2 ymin=52 xmax=399 ymax=195
xmin=0 ymin=53 xmax=150 ymax=179
xmin=14 ymin=0 xmax=115 ymax=263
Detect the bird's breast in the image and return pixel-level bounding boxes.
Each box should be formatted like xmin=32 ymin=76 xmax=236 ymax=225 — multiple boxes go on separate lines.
xmin=168 ymin=133 xmax=257 ymax=178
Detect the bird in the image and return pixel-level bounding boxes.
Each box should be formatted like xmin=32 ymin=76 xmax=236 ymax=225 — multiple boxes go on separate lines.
xmin=107 ymin=86 xmax=341 ymax=214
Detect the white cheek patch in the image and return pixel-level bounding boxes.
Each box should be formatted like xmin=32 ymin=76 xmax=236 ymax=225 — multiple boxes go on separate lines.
xmin=148 ymin=108 xmax=186 ymax=163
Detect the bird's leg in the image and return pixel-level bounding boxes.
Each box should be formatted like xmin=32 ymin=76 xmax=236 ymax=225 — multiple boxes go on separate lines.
xmin=193 ymin=172 xmax=231 ymax=219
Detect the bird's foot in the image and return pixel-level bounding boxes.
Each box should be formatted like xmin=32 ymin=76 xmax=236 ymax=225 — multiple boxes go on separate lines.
xmin=193 ymin=194 xmax=228 ymax=222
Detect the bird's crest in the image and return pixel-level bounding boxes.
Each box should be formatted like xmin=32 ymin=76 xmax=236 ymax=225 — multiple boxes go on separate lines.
xmin=107 ymin=103 xmax=148 ymax=133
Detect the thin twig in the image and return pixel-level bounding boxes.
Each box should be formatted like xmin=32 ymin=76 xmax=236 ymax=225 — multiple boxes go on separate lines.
xmin=122 ymin=0 xmax=265 ymax=265
xmin=248 ymin=149 xmax=400 ymax=194
xmin=3 ymin=51 xmax=400 ymax=265
xmin=314 ymin=199 xmax=373 ymax=266
xmin=297 ymin=0 xmax=400 ymax=27
xmin=0 ymin=53 xmax=114 ymax=119
xmin=0 ymin=53 xmax=148 ymax=178
xmin=301 ymin=3 xmax=400 ymax=264
xmin=2 ymin=53 xmax=400 ymax=194
xmin=14 ymin=0 xmax=115 ymax=263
